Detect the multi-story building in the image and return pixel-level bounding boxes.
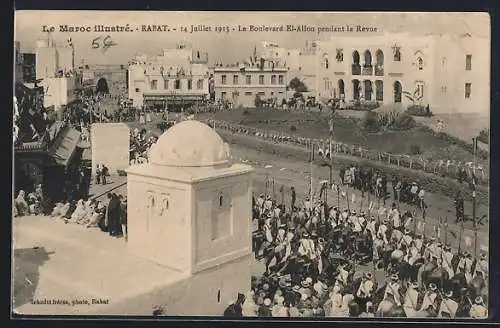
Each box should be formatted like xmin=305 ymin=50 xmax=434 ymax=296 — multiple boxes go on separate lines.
xmin=212 ymin=59 xmax=288 ymax=107
xmin=35 ymin=37 xmax=81 ymax=111
xmin=127 ymin=45 xmax=210 ymax=110
xmin=259 ymin=41 xmax=317 ymax=95
xmin=315 ymin=32 xmax=489 ymax=114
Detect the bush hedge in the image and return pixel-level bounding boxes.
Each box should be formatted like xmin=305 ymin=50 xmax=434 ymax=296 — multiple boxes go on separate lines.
xmin=478 ymin=128 xmax=489 ymax=144
xmin=219 ymin=131 xmax=488 ymax=206
xmin=420 ymin=126 xmax=489 ymax=160
xmin=406 ymin=105 xmax=434 ymax=117
xmin=346 ymin=100 xmax=380 ymax=111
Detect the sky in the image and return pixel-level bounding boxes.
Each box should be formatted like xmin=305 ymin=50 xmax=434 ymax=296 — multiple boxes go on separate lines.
xmin=15 ymin=11 xmax=490 ymax=65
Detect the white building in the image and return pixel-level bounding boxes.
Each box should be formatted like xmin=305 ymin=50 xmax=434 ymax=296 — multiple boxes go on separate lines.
xmin=213 ymin=60 xmax=288 ymax=107
xmin=315 ymin=32 xmax=490 ymax=114
xmin=128 ymin=45 xmax=210 ymax=109
xmin=35 ymin=38 xmax=75 ymax=80
xmin=259 ymin=41 xmax=318 ymax=95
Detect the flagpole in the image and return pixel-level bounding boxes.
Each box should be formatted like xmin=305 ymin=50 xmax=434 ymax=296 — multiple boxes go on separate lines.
xmin=310 ymin=143 xmax=314 ymax=211
xmin=472 ymin=137 xmax=478 ymax=257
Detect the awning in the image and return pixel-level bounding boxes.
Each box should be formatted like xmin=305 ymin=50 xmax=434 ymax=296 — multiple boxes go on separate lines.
xmin=48 ymin=127 xmax=81 ymax=167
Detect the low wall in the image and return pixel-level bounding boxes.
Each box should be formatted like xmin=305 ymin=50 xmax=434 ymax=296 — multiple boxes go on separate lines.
xmin=218 ymin=130 xmax=489 ymax=207
xmin=91 ymin=123 xmax=130 ymax=175
xmin=93 ymin=254 xmax=252 ymax=316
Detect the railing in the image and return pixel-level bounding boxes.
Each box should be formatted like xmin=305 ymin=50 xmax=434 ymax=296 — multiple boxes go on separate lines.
xmin=203 ymin=119 xmax=489 ymax=185
xmin=375 ymin=66 xmax=384 ymax=76
xmin=362 ymin=65 xmax=373 ymax=75
xmin=351 ymin=64 xmax=361 ymax=75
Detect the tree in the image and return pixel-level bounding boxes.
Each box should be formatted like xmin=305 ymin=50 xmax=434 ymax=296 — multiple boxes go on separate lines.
xmin=288 ymin=77 xmax=308 ymax=93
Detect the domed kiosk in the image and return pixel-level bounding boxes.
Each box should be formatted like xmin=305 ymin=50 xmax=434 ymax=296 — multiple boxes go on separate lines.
xmin=126 ymin=120 xmax=254 ymax=315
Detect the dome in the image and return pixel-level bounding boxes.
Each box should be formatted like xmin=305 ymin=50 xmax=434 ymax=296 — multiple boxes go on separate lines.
xmin=149 ymin=120 xmax=231 ymax=168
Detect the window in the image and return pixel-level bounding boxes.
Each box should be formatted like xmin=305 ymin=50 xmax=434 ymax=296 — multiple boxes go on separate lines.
xmin=336 ymin=49 xmax=344 ymax=62
xmin=197 ymin=79 xmax=203 ymax=89
xmin=323 ymin=56 xmax=329 ymax=69
xmin=175 ymin=79 xmax=181 ymax=89
xmin=271 ymin=75 xmax=277 ymax=85
xmin=270 ymin=92 xmax=274 ymax=96
xmin=465 ymin=83 xmax=471 ymax=99
xmin=187 ymin=79 xmax=192 ymax=90
xmin=415 ymin=82 xmax=424 ymax=99
xmin=246 ymin=75 xmax=251 ymax=84
xmin=221 ymin=92 xmax=227 ymax=100
xmin=258 ymin=91 xmax=265 ymax=97
xmin=441 ymin=86 xmax=447 ymax=94
xmin=150 ymin=80 xmax=158 ymax=90
xmin=245 ymin=91 xmax=252 ymax=96
xmin=164 ymin=80 xmax=168 ymax=89
xmin=442 ymin=57 xmax=447 ymax=67
xmin=278 ymin=91 xmax=283 ymax=95
xmin=466 ymin=54 xmax=472 ymax=71
xmin=393 ymin=47 xmax=401 ymax=61
xmin=219 ymin=195 xmax=224 ymax=207
xmin=417 ymin=57 xmax=424 ymax=70
xmin=233 ymin=75 xmax=239 ymax=85
xmin=278 ymin=75 xmax=284 ymax=84
xmin=135 ymin=87 xmax=140 ymax=92
xmin=259 ymin=75 xmax=264 ymax=85
xmin=221 ymin=75 xmax=227 ymax=84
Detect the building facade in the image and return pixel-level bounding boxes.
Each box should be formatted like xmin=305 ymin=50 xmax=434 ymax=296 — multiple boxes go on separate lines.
xmin=259 ymin=41 xmax=317 ymax=95
xmin=213 ymin=60 xmax=288 ymax=107
xmin=127 ymin=46 xmax=210 ymax=110
xmin=315 ymin=32 xmax=490 ymax=114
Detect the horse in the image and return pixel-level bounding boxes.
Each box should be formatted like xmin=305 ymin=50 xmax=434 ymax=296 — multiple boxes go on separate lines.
xmin=417 ymin=262 xmax=449 ymax=290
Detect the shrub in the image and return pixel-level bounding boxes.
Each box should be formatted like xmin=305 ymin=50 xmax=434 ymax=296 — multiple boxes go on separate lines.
xmin=347 ymin=100 xmax=380 ymax=111
xmin=478 ymin=128 xmax=489 ymax=144
xmin=290 ymin=125 xmax=298 ymax=132
xmin=406 ymin=105 xmax=434 ymax=117
xmin=360 ymin=111 xmax=380 ymax=132
xmin=242 ymin=109 xmax=250 ymax=116
xmin=409 ymin=144 xmax=422 ymax=155
xmin=393 ymin=112 xmax=416 ymax=130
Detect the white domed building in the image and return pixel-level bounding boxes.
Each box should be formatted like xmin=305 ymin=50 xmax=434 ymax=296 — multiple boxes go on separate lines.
xmin=125 ymin=120 xmax=254 ymax=315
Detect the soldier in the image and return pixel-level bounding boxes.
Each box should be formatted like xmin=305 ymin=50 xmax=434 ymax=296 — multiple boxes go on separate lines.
xmin=257 ymin=193 xmax=265 ymax=213
xmin=438 ymin=290 xmax=458 ymax=318
xmin=474 ymin=252 xmax=489 ymax=279
xmin=384 ymin=274 xmax=402 ymax=307
xmin=469 ymin=296 xmax=488 ymax=318
xmin=355 ymin=272 xmax=374 ymax=311
xmin=403 ymin=281 xmax=420 ymax=317
xmin=387 ymin=203 xmax=401 ymax=229
xmin=441 ymin=244 xmax=455 ymax=279
xmin=420 ymin=283 xmax=438 ymax=315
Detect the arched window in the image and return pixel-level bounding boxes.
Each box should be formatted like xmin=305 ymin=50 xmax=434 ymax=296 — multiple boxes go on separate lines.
xmin=352 ymin=51 xmax=360 ymax=65
xmin=219 ymin=194 xmax=224 ymax=207
xmin=393 ymin=47 xmax=401 ymax=61
xmin=375 ymin=80 xmax=384 ymax=101
xmin=375 ymin=49 xmax=384 ymax=66
xmin=336 ymin=49 xmax=344 ymax=62
xmin=338 ymin=79 xmax=345 ymax=97
xmin=323 ymin=54 xmax=329 ymax=69
xmin=364 ymin=50 xmax=372 ymax=67
xmin=352 ymin=79 xmax=360 ymax=100
xmin=417 ymin=57 xmax=424 ymax=70
xmin=394 ymin=81 xmax=402 ymax=103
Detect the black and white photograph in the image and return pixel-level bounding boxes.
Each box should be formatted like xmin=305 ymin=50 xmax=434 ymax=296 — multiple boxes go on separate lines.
xmin=12 ymin=11 xmax=490 ymax=319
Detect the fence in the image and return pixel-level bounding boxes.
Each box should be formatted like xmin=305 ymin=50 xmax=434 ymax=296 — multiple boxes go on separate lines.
xmin=204 ymin=119 xmax=489 ymax=185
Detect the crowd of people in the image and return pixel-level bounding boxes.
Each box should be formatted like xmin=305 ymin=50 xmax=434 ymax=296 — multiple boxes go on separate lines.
xmin=130 ymin=128 xmax=158 ymax=164
xmin=50 ymin=192 xmax=127 ymax=239
xmin=223 ymin=176 xmax=488 ymax=318
xmin=13 ymin=185 xmax=44 ymax=217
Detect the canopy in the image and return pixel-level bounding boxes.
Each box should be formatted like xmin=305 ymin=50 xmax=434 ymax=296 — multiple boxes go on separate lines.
xmin=48 ymin=127 xmax=81 ymax=167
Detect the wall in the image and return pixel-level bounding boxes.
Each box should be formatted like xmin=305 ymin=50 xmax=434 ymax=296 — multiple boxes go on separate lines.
xmin=92 ymin=254 xmax=252 ymax=316
xmin=36 ymin=46 xmax=58 ymax=80
xmin=91 ymin=123 xmax=130 ymax=174
xmin=192 ymin=173 xmax=252 ymax=273
xmin=40 ymin=76 xmax=78 ymax=109
xmin=126 ymin=175 xmax=192 ymax=272
xmin=214 ymin=68 xmax=287 ymax=107
xmin=57 ymin=46 xmax=74 ymax=73
xmin=315 ymin=32 xmax=489 ymax=113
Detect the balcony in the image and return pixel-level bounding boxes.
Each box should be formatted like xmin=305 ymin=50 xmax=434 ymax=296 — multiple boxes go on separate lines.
xmin=351 ymin=64 xmax=361 ymax=75
xmin=375 ymin=65 xmax=384 ymax=76
xmin=362 ymin=65 xmax=373 ymax=76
